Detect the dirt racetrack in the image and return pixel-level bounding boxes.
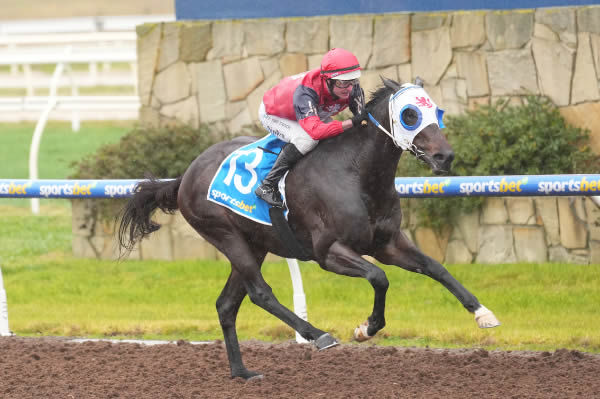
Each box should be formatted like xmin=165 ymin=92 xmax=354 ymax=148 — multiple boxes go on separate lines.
xmin=1 ymin=337 xmax=599 ymax=398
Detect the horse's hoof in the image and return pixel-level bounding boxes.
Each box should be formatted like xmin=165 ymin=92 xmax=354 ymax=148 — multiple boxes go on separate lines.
xmin=314 ymin=333 xmax=338 ymax=351
xmin=474 ymin=305 xmax=501 ymax=328
xmin=353 ymin=321 xmax=371 ymax=342
xmin=353 ymin=321 xmax=372 ymax=342
xmin=233 ymin=370 xmax=264 ymax=381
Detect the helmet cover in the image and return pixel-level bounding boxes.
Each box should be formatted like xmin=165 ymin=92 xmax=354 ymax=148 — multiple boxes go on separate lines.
xmin=321 ymin=48 xmax=361 ymax=80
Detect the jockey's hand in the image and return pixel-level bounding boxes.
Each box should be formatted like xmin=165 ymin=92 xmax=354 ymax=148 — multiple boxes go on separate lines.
xmin=351 ymin=110 xmax=368 ymax=127
xmin=349 ymin=85 xmax=365 ymax=116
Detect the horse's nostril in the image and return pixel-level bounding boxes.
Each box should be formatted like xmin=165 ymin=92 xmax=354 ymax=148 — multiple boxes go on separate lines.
xmin=433 ymin=151 xmax=454 ymax=163
xmin=433 ymin=151 xmax=454 ymax=164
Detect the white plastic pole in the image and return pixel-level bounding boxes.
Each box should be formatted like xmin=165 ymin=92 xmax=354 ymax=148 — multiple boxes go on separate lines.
xmin=0 ymin=265 xmax=11 ymax=336
xmin=286 ymin=258 xmax=309 ymax=343
xmin=28 ymin=46 xmax=70 ymax=214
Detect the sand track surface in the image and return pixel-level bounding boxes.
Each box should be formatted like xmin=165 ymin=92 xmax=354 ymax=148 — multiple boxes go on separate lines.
xmin=1 ymin=337 xmax=599 ymax=398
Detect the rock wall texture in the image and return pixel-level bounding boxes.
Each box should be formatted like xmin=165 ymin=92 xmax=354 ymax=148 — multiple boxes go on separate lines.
xmin=71 ymin=6 xmax=600 ymax=265
xmin=72 ymin=195 xmax=600 ymax=264
xmin=402 ymin=196 xmax=600 ymax=265
xmin=137 ymin=6 xmax=600 ymax=151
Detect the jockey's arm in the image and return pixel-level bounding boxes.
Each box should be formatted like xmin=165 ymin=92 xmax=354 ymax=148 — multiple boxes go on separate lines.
xmin=294 ymin=84 xmax=365 ymax=139
xmin=298 ymin=115 xmax=344 ymax=140
xmin=294 ymin=88 xmax=345 ymax=140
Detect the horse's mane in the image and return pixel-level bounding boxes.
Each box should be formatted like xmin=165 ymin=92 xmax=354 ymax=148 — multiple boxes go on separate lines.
xmin=364 ymin=76 xmax=408 ymax=113
xmin=365 ymin=85 xmax=394 ymax=113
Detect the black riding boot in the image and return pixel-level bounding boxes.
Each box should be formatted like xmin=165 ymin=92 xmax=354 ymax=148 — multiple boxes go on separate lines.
xmin=255 ymin=143 xmax=303 ymax=208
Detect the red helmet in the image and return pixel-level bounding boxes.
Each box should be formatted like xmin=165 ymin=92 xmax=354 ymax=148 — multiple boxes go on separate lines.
xmin=320 ymin=48 xmax=361 ymax=80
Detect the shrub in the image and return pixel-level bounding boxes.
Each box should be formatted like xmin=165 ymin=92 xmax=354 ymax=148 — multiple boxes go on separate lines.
xmin=398 ymin=96 xmax=600 ymax=230
xmin=69 ymin=123 xmax=242 ymax=218
xmin=70 ymin=124 xmax=234 ymax=180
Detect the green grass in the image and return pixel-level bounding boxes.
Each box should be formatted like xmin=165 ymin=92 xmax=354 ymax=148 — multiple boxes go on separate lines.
xmin=1 ymin=204 xmax=599 ymax=353
xmin=0 ymin=121 xmax=132 ymax=207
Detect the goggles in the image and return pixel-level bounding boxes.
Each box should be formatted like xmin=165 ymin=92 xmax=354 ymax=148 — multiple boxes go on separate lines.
xmin=332 ymin=79 xmax=358 ymax=88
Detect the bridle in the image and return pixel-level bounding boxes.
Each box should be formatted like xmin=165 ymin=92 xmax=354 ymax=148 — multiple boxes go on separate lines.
xmin=367 ymin=112 xmax=426 ymax=158
xmin=366 ymin=85 xmax=435 ymax=159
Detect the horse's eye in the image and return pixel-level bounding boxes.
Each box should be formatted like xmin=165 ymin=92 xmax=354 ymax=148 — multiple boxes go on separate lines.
xmin=401 ymin=108 xmax=419 ymax=127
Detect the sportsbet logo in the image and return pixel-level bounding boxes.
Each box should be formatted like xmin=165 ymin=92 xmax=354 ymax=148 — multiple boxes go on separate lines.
xmin=104 ymin=183 xmax=136 ymax=197
xmin=39 ymin=181 xmax=97 ymax=197
xmin=460 ymin=177 xmax=526 ymax=195
xmin=538 ymin=177 xmax=600 ymax=194
xmin=211 ymin=189 xmax=257 ymax=214
xmin=396 ymin=179 xmax=450 ymax=195
xmin=0 ymin=181 xmax=32 ymax=195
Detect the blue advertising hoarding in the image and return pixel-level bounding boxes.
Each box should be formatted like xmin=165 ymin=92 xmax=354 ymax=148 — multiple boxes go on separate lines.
xmin=4 ymin=175 xmax=600 ymax=199
xmin=176 ymin=0 xmax=599 ymax=20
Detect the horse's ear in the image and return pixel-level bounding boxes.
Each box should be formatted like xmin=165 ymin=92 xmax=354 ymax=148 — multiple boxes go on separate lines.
xmin=380 ymin=75 xmax=402 ymax=91
xmin=414 ymin=76 xmax=425 ymax=88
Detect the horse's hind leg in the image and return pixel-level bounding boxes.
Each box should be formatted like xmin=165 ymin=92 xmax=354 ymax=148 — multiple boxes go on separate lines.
xmin=212 ymin=234 xmax=336 ymax=378
xmin=216 ymin=269 xmax=262 ymax=380
xmin=374 ymin=231 xmax=500 ymax=328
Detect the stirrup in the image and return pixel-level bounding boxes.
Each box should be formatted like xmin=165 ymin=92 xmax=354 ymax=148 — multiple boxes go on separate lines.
xmin=255 ymin=184 xmax=284 ymax=208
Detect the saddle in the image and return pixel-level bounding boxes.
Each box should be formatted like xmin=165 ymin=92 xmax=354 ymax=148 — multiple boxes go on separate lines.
xmin=207 ymin=134 xmax=285 ymax=225
xmin=207 ymin=134 xmax=310 ymax=259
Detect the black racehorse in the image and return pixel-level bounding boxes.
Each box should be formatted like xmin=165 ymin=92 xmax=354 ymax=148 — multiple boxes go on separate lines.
xmin=118 ymin=77 xmax=500 ymax=380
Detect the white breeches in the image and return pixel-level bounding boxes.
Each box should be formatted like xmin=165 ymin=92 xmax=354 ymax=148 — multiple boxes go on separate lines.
xmin=258 ymin=102 xmax=318 ymax=155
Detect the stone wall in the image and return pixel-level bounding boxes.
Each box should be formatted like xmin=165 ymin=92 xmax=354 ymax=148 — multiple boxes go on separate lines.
xmin=402 ymin=196 xmax=600 ymax=265
xmin=71 ymin=199 xmax=276 ymax=262
xmin=137 ymin=6 xmax=600 ymax=149
xmin=72 ymin=195 xmax=600 ymax=264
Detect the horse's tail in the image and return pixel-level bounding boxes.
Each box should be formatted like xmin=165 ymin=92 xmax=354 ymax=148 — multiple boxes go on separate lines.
xmin=117 ymin=176 xmax=183 ymax=253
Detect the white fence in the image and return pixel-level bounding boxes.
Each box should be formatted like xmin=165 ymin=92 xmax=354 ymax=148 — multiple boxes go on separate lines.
xmin=0 ymin=14 xmax=174 ymax=35
xmin=0 ymin=41 xmax=138 ymax=96
xmin=0 ymin=30 xmax=141 ymax=123
xmin=0 ymin=14 xmax=173 ymax=121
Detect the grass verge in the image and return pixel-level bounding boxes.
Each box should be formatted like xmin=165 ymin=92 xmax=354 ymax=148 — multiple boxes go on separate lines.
xmin=1 ymin=204 xmax=599 ymax=353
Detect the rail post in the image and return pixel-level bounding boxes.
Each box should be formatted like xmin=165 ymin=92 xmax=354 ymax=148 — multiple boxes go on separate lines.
xmin=0 ymin=265 xmax=11 ymax=336
xmin=286 ymin=259 xmax=309 ymax=343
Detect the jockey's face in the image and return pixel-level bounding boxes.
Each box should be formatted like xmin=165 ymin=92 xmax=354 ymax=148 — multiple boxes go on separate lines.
xmin=330 ymin=80 xmax=354 ymax=100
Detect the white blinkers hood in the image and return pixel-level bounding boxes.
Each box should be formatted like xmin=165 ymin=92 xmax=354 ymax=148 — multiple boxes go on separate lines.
xmin=368 ymin=84 xmax=445 ymax=151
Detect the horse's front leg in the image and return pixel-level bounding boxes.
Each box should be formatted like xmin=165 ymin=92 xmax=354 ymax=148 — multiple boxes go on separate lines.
xmin=374 ymin=231 xmax=500 ymax=328
xmin=320 ymin=241 xmax=389 ymax=341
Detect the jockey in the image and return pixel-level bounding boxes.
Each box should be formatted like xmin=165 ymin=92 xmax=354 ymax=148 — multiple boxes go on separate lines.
xmin=255 ymin=48 xmax=368 ymax=208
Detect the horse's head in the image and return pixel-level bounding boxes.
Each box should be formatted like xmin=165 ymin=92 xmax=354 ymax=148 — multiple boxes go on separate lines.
xmin=366 ymin=77 xmax=454 ymax=174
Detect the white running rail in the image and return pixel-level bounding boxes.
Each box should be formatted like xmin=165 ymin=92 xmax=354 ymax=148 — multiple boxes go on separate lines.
xmin=0 ymin=14 xmax=174 ymax=35
xmin=0 ymin=44 xmax=137 ymax=96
